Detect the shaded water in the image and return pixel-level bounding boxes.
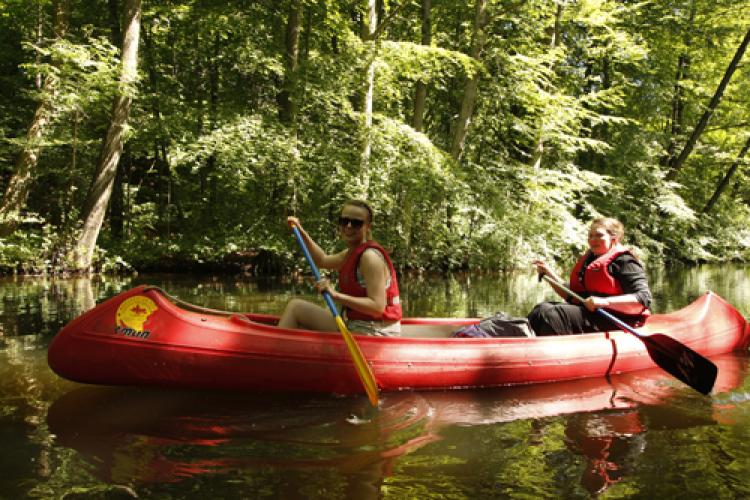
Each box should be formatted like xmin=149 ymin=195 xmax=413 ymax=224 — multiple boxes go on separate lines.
xmin=2 ymin=265 xmax=750 ymax=498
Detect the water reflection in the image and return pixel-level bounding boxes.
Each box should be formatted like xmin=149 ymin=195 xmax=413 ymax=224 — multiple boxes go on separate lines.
xmin=47 ymin=388 xmax=435 ymax=496
xmin=3 ymin=267 xmax=750 ymax=497
xmin=564 ymin=353 xmax=747 ymax=495
xmin=0 ymin=277 xmax=106 ymax=337
xmin=2 ymin=264 xmax=749 ymax=335
xmin=45 ymin=354 xmax=747 ymax=496
xmin=565 ymin=409 xmax=646 ymax=494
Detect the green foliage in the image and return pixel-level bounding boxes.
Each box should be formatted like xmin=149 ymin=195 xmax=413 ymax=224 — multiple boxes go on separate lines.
xmin=20 ymin=36 xmax=120 ymax=114
xmin=361 ymin=114 xmax=466 ymax=269
xmin=371 ymin=40 xmax=484 ymax=122
xmin=502 ymin=162 xmax=610 ymax=269
xmin=690 ymin=209 xmax=750 ymax=262
xmin=590 ymin=160 xmax=698 ymax=261
xmin=2 ymin=0 xmax=750 ymax=274
xmin=0 ymin=214 xmax=60 ymax=273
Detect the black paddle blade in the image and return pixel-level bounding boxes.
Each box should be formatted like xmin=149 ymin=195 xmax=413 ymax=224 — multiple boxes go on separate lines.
xmin=642 ymin=334 xmax=718 ymax=395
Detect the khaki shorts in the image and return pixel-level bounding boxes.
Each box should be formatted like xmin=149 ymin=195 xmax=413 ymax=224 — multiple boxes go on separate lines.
xmin=346 ymin=319 xmax=401 ymax=337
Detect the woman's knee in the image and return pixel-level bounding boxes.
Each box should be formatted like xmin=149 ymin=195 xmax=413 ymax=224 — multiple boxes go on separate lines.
xmin=528 ymin=302 xmax=553 ymax=323
xmin=280 ymin=299 xmax=335 ymax=331
xmin=528 ymin=302 xmax=560 ymax=336
xmin=279 ymin=298 xmax=310 ymax=327
xmin=284 ymin=298 xmax=306 ymax=314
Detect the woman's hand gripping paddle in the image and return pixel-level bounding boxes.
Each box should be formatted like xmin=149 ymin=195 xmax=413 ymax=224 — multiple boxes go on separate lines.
xmin=541 ymin=274 xmax=717 ymax=395
xmin=291 ymin=225 xmax=379 ymax=406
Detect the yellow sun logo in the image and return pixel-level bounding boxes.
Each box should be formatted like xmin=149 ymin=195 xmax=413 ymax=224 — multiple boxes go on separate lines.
xmin=116 ymin=296 xmax=158 ymax=331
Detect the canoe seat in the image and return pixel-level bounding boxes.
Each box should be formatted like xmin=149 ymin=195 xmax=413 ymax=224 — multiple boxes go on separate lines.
xmin=400 ymin=323 xmax=465 ymax=339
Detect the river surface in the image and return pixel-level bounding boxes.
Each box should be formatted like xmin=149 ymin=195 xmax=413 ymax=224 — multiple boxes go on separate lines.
xmin=2 ymin=265 xmax=750 ymax=498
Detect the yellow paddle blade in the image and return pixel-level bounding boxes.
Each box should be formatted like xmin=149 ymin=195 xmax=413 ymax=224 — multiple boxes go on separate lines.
xmin=335 ymin=316 xmax=379 ymax=406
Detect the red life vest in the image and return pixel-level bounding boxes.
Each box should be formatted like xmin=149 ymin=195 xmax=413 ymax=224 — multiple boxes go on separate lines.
xmin=338 ymin=241 xmax=402 ymax=322
xmin=569 ymin=244 xmax=650 ymax=319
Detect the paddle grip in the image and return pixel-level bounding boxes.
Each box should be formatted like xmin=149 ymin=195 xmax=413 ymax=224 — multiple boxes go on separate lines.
xmin=292 ymin=226 xmax=340 ymax=316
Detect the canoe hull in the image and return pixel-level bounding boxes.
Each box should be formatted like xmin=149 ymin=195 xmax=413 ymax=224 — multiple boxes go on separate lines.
xmin=48 ymin=286 xmax=750 ymax=393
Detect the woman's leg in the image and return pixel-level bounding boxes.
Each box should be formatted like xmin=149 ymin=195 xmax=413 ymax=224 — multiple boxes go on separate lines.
xmin=527 ymin=301 xmax=601 ymax=335
xmin=277 ymin=298 xmax=338 ymax=331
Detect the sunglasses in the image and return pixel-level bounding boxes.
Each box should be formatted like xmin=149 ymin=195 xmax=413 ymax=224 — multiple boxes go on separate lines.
xmin=338 ymin=216 xmax=366 ymax=229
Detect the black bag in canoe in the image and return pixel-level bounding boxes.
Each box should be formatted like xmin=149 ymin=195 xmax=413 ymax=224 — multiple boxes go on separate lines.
xmin=453 ymin=312 xmax=536 ymax=338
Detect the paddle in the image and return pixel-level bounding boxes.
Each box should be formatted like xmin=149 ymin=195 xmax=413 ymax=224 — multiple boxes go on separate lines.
xmin=540 ymin=274 xmax=717 ymax=395
xmin=291 ymin=225 xmax=379 ymax=406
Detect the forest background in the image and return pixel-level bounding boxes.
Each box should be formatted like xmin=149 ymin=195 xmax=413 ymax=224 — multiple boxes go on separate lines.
xmin=1 ymin=0 xmax=749 ymax=275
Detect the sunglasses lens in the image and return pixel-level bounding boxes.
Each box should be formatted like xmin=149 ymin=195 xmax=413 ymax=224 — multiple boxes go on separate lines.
xmin=338 ymin=217 xmax=364 ymax=229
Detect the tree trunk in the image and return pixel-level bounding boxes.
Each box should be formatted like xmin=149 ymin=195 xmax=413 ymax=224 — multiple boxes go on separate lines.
xmin=529 ymin=0 xmax=563 ymax=171
xmin=72 ymin=0 xmax=141 ymax=271
xmin=61 ymin=110 xmax=80 ymax=230
xmin=450 ymin=0 xmax=488 ymax=161
xmin=0 ymin=0 xmax=69 ymax=237
xmin=356 ymin=0 xmax=408 ymax=178
xmin=702 ymin=135 xmax=750 ymax=214
xmin=142 ymin=21 xmax=171 ymax=233
xmin=108 ymin=0 xmax=124 ymax=239
xmin=666 ymin=26 xmax=750 ymax=180
xmin=207 ymin=32 xmax=220 ymax=210
xmin=578 ymin=56 xmax=611 ymax=171
xmin=360 ymin=0 xmax=378 ymax=180
xmin=412 ymin=0 xmax=431 ymax=132
xmin=35 ymin=0 xmax=44 ymax=89
xmin=661 ymin=0 xmax=695 ymax=168
xmin=278 ymin=0 xmax=302 ymax=125
xmin=198 ymin=31 xmax=220 ymax=212
xmin=273 ymin=1 xmax=304 ymax=215
xmin=662 ymin=52 xmax=691 ymax=165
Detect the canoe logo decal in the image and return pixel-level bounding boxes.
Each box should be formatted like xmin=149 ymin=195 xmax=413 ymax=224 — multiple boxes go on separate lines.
xmin=114 ymin=296 xmax=157 ymax=339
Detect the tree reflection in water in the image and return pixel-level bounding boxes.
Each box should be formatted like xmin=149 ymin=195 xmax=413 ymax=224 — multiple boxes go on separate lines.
xmin=45 ymin=354 xmax=747 ymax=497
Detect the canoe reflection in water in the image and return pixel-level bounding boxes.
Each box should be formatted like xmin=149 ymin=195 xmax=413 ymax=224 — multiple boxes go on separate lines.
xmin=47 ymin=354 xmax=747 ymax=495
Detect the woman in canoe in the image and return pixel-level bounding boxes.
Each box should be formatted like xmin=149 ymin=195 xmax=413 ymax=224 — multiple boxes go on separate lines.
xmin=528 ymin=217 xmax=652 ymax=336
xmin=278 ymin=200 xmax=402 ymax=336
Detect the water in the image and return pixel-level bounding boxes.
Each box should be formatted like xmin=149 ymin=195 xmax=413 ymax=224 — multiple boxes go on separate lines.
xmin=2 ymin=265 xmax=750 ymax=498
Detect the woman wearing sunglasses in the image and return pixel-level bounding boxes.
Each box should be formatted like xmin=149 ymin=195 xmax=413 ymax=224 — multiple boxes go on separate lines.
xmin=278 ymin=200 xmax=402 ymax=336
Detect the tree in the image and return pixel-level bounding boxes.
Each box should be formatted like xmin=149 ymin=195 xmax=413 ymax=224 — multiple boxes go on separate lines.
xmin=72 ymin=0 xmax=141 ymax=271
xmin=702 ymin=134 xmax=750 ymax=214
xmin=666 ymin=26 xmax=750 ymax=180
xmin=0 ymin=0 xmax=70 ymax=237
xmin=529 ymin=0 xmax=564 ymax=171
xmin=1 ymin=0 xmax=749 ymax=273
xmin=278 ymin=0 xmax=302 ymax=125
xmin=660 ymin=0 xmax=696 ymax=168
xmin=279 ymin=0 xmax=303 ymax=212
xmin=449 ymin=0 xmax=487 ymax=161
xmin=360 ymin=0 xmax=378 ymax=182
xmin=412 ymin=0 xmax=431 ymax=132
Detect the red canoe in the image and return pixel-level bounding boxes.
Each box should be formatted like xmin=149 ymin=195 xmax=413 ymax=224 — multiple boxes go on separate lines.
xmin=48 ymin=285 xmax=750 ymax=394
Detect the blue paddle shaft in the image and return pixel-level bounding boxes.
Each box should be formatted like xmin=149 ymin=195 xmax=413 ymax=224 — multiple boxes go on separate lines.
xmin=594 ymin=307 xmax=643 ymax=339
xmin=292 ymin=226 xmax=339 ymax=315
